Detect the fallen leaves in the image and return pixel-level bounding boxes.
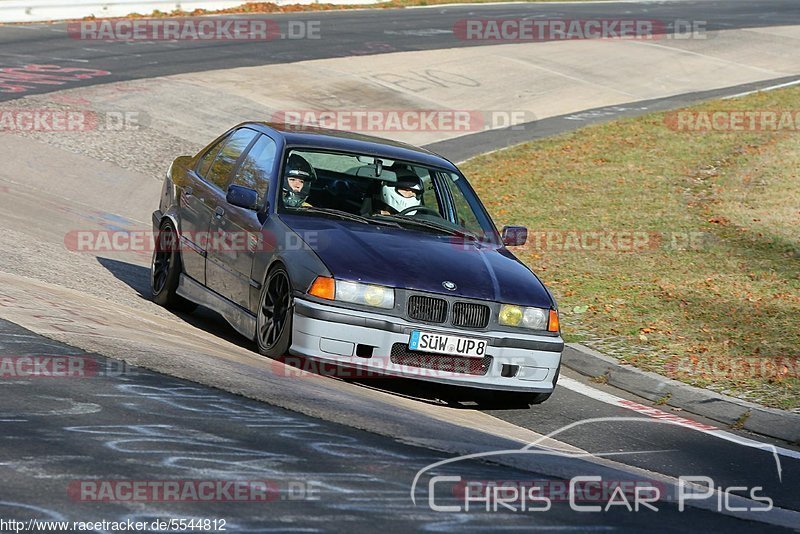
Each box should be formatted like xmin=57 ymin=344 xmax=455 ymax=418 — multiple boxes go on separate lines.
xmin=459 ymin=86 xmax=800 ymax=410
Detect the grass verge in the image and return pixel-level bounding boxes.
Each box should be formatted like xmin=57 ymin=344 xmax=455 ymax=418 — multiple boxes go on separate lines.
xmin=462 ymin=87 xmax=800 ymax=411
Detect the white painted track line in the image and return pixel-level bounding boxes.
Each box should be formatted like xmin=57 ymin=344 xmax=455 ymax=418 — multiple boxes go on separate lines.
xmin=723 ymin=78 xmax=800 ymax=100
xmin=558 ymin=376 xmax=800 ymax=462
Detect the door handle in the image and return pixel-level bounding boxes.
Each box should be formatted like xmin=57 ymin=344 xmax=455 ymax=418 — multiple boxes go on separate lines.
xmin=183 ymin=186 xmax=193 ymax=197
xmin=214 ymin=206 xmax=225 ymax=219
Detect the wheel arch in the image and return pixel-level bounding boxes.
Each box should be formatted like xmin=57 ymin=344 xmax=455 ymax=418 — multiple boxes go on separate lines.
xmin=157 ymin=206 xmax=181 ymax=232
xmin=249 ymin=219 xmax=332 ymax=313
xmin=155 ymin=209 xmax=185 ymax=269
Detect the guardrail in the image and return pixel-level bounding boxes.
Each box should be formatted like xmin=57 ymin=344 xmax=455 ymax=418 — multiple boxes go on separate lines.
xmin=0 ymin=0 xmax=377 ymax=23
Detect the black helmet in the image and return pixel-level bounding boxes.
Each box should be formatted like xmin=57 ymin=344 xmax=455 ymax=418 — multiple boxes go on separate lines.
xmin=282 ymin=153 xmax=316 ymax=207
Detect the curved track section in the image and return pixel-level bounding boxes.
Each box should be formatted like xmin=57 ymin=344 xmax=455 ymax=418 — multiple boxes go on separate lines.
xmin=1 ymin=1 xmax=799 ymax=530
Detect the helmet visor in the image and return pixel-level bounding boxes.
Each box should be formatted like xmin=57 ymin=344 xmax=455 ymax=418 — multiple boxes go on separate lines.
xmin=394 ymin=185 xmax=422 ymax=199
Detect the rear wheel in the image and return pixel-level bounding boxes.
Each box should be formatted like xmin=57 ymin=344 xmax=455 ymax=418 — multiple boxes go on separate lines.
xmin=151 ymin=221 xmax=197 ymax=312
xmin=256 ymin=266 xmax=293 ymax=358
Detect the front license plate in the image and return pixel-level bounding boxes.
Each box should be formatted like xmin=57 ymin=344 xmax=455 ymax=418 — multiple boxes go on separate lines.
xmin=408 ymin=331 xmax=487 ymax=358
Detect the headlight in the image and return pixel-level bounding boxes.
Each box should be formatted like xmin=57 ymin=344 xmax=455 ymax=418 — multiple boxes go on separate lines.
xmin=362 ymin=284 xmax=391 ymax=307
xmin=498 ymin=304 xmax=523 ymax=326
xmin=309 ymin=277 xmax=394 ymax=309
xmin=523 ymin=307 xmax=548 ymax=329
xmin=499 ymin=304 xmax=551 ymax=331
xmin=335 ymin=280 xmax=360 ymax=302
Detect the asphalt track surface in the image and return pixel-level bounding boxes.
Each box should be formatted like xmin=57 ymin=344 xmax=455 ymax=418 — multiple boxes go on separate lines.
xmin=0 ymin=321 xmax=788 ymax=532
xmin=0 ymin=0 xmax=798 ymax=101
xmin=1 ymin=0 xmax=800 ymax=531
xmin=3 ymin=318 xmax=789 ymax=532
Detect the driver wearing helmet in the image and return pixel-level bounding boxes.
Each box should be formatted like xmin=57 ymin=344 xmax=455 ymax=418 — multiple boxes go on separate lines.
xmin=377 ymin=169 xmax=423 ymax=215
xmin=282 ymin=153 xmax=316 ymax=208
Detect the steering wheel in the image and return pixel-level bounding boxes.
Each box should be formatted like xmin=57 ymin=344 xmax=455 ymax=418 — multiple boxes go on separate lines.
xmin=397 ymin=206 xmax=441 ymax=217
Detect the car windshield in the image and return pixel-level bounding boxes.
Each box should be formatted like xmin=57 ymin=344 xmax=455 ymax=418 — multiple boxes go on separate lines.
xmin=277 ymin=149 xmax=499 ymax=242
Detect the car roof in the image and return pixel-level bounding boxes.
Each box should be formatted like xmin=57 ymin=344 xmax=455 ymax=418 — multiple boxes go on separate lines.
xmin=242 ymin=121 xmax=459 ymax=172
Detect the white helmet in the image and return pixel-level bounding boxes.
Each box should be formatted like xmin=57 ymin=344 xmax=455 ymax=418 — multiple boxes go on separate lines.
xmin=380 ymin=171 xmax=423 ymax=214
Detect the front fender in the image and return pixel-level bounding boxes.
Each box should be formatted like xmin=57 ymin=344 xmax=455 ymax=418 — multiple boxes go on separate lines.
xmin=156 ymin=155 xmax=193 ymax=231
xmin=249 ymin=217 xmax=331 ymax=313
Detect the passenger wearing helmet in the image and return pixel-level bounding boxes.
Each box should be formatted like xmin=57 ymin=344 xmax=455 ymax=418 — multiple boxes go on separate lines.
xmin=377 ymin=170 xmax=423 ymax=215
xmin=282 ymin=153 xmax=316 ymax=207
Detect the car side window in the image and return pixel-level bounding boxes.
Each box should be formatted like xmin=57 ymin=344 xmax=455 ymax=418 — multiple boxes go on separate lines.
xmin=439 ymin=172 xmax=484 ymax=235
xmin=205 ymin=128 xmax=258 ymax=190
xmin=417 ymin=170 xmax=439 ymax=210
xmin=196 ymin=137 xmax=226 ymax=180
xmin=232 ymin=134 xmax=277 ymax=209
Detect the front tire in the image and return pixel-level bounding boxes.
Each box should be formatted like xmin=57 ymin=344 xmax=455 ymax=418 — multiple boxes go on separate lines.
xmin=151 ymin=221 xmax=197 ymax=312
xmin=478 ymin=390 xmax=550 ymax=409
xmin=478 ymin=365 xmax=560 ymax=408
xmin=256 ymin=266 xmax=293 ymax=358
xmin=510 ymin=364 xmax=561 ymax=406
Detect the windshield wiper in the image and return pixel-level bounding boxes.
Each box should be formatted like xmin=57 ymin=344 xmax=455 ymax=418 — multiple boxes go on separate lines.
xmin=287 ymin=207 xmax=402 ymax=228
xmin=376 ymin=215 xmax=463 ymax=236
xmin=286 ymin=206 xmax=371 ymax=224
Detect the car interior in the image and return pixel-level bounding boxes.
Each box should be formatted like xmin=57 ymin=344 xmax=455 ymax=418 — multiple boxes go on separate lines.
xmin=298 ymin=154 xmax=438 ymax=218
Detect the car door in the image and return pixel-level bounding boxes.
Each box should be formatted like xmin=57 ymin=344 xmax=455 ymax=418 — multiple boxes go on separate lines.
xmin=179 ymin=127 xmax=259 ymax=286
xmin=177 ymin=136 xmax=226 ymax=284
xmin=207 ymin=133 xmax=278 ymax=310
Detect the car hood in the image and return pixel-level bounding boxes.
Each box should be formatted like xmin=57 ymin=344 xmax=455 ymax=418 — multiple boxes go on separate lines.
xmin=281 ymin=214 xmax=554 ymax=308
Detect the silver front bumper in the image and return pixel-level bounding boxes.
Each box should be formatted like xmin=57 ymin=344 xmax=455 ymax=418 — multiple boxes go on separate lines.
xmin=289 ymin=298 xmax=563 ymax=392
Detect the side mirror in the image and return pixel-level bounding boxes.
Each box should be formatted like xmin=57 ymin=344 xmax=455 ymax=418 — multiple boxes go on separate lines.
xmin=226 ymin=185 xmax=259 ymax=210
xmin=501 ymin=225 xmax=528 ymax=246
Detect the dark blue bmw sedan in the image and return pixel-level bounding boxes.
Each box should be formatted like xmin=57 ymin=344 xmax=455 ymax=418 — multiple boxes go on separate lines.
xmin=152 ymin=122 xmax=563 ymax=405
